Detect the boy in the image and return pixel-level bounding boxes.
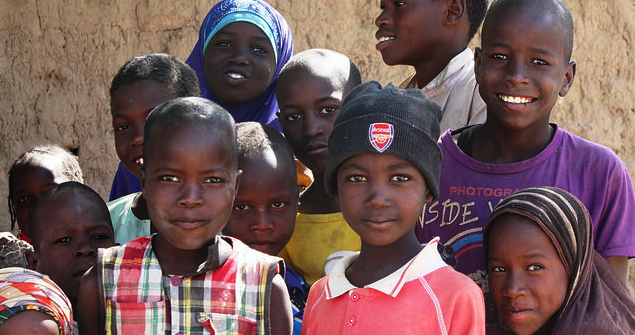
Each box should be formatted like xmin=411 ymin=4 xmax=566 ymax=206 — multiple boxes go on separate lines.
xmin=302 ymin=81 xmax=484 ymax=335
xmin=416 ymin=0 xmax=635 ymax=327
xmin=276 ymin=49 xmax=362 ymax=284
xmin=26 ymin=181 xmax=116 ymax=313
xmin=108 ymin=53 xmax=200 ymax=243
xmin=78 ymin=97 xmax=291 ymax=335
xmin=223 ymin=122 xmax=308 ymax=335
xmin=375 ymin=0 xmax=488 ymax=132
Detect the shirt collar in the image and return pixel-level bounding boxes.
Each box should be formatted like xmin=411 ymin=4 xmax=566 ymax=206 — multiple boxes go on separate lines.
xmin=325 ymin=237 xmax=447 ymax=299
xmin=400 ymin=48 xmax=474 ymax=91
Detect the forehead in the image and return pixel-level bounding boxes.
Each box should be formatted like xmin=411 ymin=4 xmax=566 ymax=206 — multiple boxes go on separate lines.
xmin=13 ymin=157 xmax=67 ymax=182
xmin=33 ymin=195 xmax=110 ymax=230
xmin=146 ymin=123 xmax=236 ymax=162
xmin=280 ymin=66 xmax=346 ymax=95
xmin=488 ymin=213 xmax=552 ymax=248
xmin=240 ymin=150 xmax=295 ymax=185
xmin=111 ymin=80 xmax=174 ymax=111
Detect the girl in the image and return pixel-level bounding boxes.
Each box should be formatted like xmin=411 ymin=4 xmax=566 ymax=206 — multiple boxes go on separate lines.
xmin=7 ymin=145 xmax=83 ymax=243
xmin=484 ymin=186 xmax=635 ymax=335
xmin=186 ymin=0 xmax=293 ymax=130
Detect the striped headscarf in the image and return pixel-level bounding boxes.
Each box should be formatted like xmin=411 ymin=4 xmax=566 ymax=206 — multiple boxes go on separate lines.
xmin=483 ymin=186 xmax=635 ymax=335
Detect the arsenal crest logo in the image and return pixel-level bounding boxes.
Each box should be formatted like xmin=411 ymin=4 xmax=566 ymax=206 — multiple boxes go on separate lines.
xmin=368 ymin=123 xmax=394 ymax=152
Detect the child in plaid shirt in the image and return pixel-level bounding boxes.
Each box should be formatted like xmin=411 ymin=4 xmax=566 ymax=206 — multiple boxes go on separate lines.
xmin=78 ymin=97 xmax=292 ymax=335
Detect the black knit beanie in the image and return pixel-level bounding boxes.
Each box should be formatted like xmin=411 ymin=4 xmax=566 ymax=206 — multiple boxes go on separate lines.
xmin=324 ymin=81 xmax=443 ymax=199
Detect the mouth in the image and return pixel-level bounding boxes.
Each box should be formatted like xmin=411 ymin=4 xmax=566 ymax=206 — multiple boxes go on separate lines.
xmin=171 ymin=218 xmax=207 ymax=229
xmin=503 ymin=306 xmax=533 ymax=321
xmin=134 ymin=157 xmax=144 ymax=166
xmin=305 ymin=142 xmax=328 ymax=156
xmin=362 ymin=218 xmax=396 ymax=229
xmin=497 ymin=94 xmax=536 ymax=105
xmin=73 ymin=263 xmax=95 ymax=279
xmin=375 ymin=33 xmax=396 ymax=51
xmin=223 ymin=68 xmax=249 ymax=85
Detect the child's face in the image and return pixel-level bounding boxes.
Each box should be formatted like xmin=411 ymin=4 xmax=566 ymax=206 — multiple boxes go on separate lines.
xmin=336 ymin=153 xmax=432 ymax=247
xmin=277 ymin=70 xmax=346 ymax=174
xmin=475 ymin=5 xmax=576 ymax=131
xmin=111 ymin=80 xmax=174 ymax=179
xmin=223 ymin=150 xmax=298 ymax=256
xmin=204 ymin=22 xmax=276 ymax=105
xmin=10 ymin=159 xmax=70 ymax=237
xmin=487 ymin=214 xmax=568 ymax=335
xmin=374 ymin=0 xmax=447 ymax=66
xmin=142 ymin=125 xmax=239 ymax=251
xmin=30 ymin=196 xmax=115 ymax=301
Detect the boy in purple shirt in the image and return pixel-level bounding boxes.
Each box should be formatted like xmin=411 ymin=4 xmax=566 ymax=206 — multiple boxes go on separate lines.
xmin=417 ymin=0 xmax=635 ymax=329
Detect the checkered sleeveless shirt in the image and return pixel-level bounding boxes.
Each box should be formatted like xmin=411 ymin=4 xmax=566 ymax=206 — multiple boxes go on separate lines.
xmin=98 ymin=236 xmax=282 ymax=335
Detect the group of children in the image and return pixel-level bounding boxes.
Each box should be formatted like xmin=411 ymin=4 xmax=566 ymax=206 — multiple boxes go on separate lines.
xmin=2 ymin=0 xmax=635 ymax=334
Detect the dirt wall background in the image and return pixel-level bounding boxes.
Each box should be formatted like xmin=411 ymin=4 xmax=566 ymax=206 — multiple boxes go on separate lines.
xmin=1 ymin=0 xmax=634 ymax=291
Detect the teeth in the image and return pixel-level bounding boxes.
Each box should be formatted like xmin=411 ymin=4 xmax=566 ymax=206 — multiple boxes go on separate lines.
xmin=378 ymin=36 xmax=395 ymax=42
xmin=136 ymin=158 xmax=144 ymax=165
xmin=227 ymin=72 xmax=244 ymax=79
xmin=499 ymin=95 xmax=532 ymax=104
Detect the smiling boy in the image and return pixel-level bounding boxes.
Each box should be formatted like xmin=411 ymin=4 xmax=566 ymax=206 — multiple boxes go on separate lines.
xmin=375 ymin=0 xmax=488 ymax=132
xmin=415 ymin=0 xmax=635 ymax=330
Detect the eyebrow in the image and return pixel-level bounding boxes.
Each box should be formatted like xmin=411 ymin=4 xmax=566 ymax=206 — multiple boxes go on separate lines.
xmin=214 ymin=31 xmax=270 ymax=43
xmin=281 ymin=95 xmax=341 ymax=110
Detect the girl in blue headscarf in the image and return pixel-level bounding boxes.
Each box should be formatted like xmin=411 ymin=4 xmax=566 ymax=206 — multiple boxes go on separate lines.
xmin=186 ymin=0 xmax=294 ymax=130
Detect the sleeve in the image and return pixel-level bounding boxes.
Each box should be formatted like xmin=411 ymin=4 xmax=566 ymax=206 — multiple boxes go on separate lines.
xmin=438 ymin=270 xmax=486 ymax=335
xmin=300 ymin=277 xmax=326 ymax=335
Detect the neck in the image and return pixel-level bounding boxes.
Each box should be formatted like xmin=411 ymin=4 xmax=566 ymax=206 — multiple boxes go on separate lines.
xmin=345 ymin=230 xmax=422 ymax=287
xmin=131 ymin=192 xmax=150 ymax=220
xmin=413 ymin=45 xmax=466 ymax=88
xmin=152 ymin=235 xmax=220 ymax=275
xmin=470 ymin=123 xmax=555 ymax=164
xmin=298 ymin=173 xmax=340 ymax=214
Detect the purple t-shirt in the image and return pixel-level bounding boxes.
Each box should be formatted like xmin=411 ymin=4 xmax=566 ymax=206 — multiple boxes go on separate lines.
xmin=417 ymin=124 xmax=635 ymax=292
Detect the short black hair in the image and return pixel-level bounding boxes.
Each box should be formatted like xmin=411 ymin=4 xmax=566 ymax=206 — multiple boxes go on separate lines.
xmin=483 ymin=0 xmax=574 ymax=60
xmin=143 ymin=97 xmax=238 ymax=167
xmin=277 ymin=49 xmax=362 ymax=97
xmin=110 ymin=53 xmax=201 ymax=98
xmin=236 ymin=122 xmax=296 ymax=177
xmin=29 ymin=181 xmax=112 ymax=251
xmin=7 ymin=145 xmax=83 ymax=230
xmin=466 ymin=0 xmax=489 ymax=41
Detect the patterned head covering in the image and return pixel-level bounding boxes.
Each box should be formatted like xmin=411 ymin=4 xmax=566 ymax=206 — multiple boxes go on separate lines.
xmin=483 ymin=186 xmax=635 ymax=335
xmin=186 ymin=0 xmax=293 ymax=129
xmin=0 ymin=267 xmax=73 ymax=335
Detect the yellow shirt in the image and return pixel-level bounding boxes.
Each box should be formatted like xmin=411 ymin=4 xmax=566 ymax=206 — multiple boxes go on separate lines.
xmin=280 ymin=212 xmax=361 ymax=285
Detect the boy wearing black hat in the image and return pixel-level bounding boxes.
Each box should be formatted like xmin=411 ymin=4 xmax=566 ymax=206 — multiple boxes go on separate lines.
xmin=301 ymin=81 xmax=485 ymax=335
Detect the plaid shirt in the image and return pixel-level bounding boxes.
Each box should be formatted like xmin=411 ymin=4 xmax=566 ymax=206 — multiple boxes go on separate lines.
xmin=98 ymin=236 xmax=282 ymax=335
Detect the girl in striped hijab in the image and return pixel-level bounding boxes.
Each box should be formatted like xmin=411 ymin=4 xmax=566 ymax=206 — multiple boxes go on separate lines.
xmin=483 ymin=186 xmax=635 ymax=335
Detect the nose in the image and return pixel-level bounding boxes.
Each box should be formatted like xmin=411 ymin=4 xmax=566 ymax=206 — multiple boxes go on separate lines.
xmin=302 ymin=113 xmax=323 ymax=138
xmin=229 ymin=45 xmax=249 ymax=65
xmin=375 ymin=8 xmax=390 ymax=27
xmin=367 ymin=181 xmax=390 ymax=208
xmin=178 ymin=182 xmax=204 ymax=208
xmin=251 ymin=208 xmax=274 ymax=232
xmin=131 ymin=127 xmax=143 ymax=147
xmin=505 ymin=59 xmax=529 ymax=87
xmin=502 ymin=271 xmax=527 ymax=298
xmin=74 ymin=240 xmax=97 ymax=258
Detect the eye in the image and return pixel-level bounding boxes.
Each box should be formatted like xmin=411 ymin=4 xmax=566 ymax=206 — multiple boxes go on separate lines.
xmin=17 ymin=195 xmax=32 ymax=204
xmin=233 ymin=204 xmax=250 ymax=211
xmin=55 ymin=237 xmax=72 ymax=244
xmin=114 ymin=124 xmax=130 ymax=132
xmin=531 ymin=59 xmax=548 ymax=66
xmin=347 ymin=175 xmax=367 ymax=182
xmin=320 ymin=106 xmax=338 ymax=115
xmin=491 ymin=53 xmax=507 ymax=60
xmin=204 ymin=177 xmax=223 ymax=184
xmin=160 ymin=175 xmax=179 ymax=182
xmin=271 ymin=202 xmax=286 ymax=209
xmin=284 ymin=113 xmax=301 ymax=122
xmin=390 ymin=174 xmax=410 ymax=182
xmin=252 ymin=45 xmax=269 ymax=55
xmin=491 ymin=266 xmax=506 ymax=273
xmin=395 ymin=1 xmax=405 ymax=6
xmin=93 ymin=234 xmax=112 ymax=241
xmin=527 ymin=264 xmax=543 ymax=271
xmin=215 ymin=40 xmax=231 ymax=48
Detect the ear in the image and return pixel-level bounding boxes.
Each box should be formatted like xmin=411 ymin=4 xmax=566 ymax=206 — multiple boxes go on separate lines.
xmin=234 ymin=169 xmax=243 ymax=193
xmin=474 ymin=47 xmax=483 ymax=84
xmin=424 ymin=190 xmax=434 ymax=204
xmin=559 ymin=60 xmax=577 ymax=97
xmin=140 ymin=165 xmax=146 ymax=190
xmin=25 ymin=250 xmax=40 ymax=271
xmin=444 ymin=0 xmax=466 ymax=25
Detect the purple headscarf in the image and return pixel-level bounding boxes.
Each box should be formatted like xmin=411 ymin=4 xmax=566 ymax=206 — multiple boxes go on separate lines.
xmin=186 ymin=0 xmax=293 ymax=130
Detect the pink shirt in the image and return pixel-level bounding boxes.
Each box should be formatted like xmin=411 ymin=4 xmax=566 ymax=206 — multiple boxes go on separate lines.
xmin=302 ymin=238 xmax=485 ymax=335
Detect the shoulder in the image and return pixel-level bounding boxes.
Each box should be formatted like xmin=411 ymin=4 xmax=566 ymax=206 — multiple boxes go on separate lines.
xmin=107 ymin=192 xmax=138 ymax=211
xmin=99 ymin=237 xmax=151 ymax=262
xmin=423 ymin=266 xmax=484 ymax=302
xmin=559 ymin=128 xmax=624 ymax=162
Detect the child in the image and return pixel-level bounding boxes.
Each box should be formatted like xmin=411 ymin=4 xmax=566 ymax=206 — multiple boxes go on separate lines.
xmin=108 ymin=53 xmax=200 ymax=243
xmin=223 ymin=122 xmax=308 ymax=335
xmin=0 ymin=267 xmax=74 ymax=335
xmin=78 ymin=97 xmax=292 ymax=335
xmin=276 ymin=49 xmax=362 ymax=285
xmin=186 ymin=0 xmax=294 ymax=130
xmin=7 ymin=145 xmax=83 ymax=243
xmin=416 ymin=0 xmax=635 ymax=318
xmin=375 ymin=0 xmax=488 ymax=132
xmin=26 ymin=181 xmax=116 ymax=313
xmin=484 ymin=187 xmax=635 ymax=335
xmin=302 ymin=81 xmax=485 ymax=335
